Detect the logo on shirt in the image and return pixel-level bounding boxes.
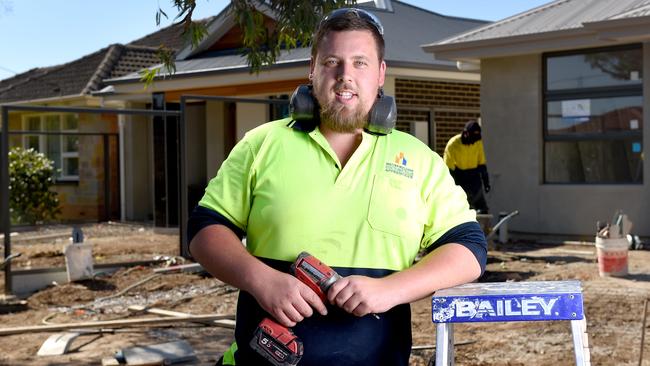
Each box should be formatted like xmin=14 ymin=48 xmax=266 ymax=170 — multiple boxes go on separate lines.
xmin=395 ymin=152 xmax=407 ymax=166
xmin=385 ymin=152 xmax=414 ymax=178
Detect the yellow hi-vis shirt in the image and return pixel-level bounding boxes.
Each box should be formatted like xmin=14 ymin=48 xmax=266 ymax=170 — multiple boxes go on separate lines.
xmin=199 ymin=118 xmax=476 ymax=272
xmin=443 ymin=133 xmax=486 ymax=171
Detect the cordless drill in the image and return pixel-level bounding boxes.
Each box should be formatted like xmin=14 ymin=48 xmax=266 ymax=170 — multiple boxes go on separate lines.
xmin=249 ymin=252 xmax=341 ymax=366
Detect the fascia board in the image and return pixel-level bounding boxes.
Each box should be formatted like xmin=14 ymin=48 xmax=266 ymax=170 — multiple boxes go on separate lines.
xmin=176 ymin=9 xmax=235 ymax=60
xmin=423 ymin=28 xmax=623 ymax=62
xmin=583 ymin=16 xmax=650 ymax=42
xmin=106 ymin=56 xmax=310 ymax=85
xmin=100 ymin=92 xmax=153 ymax=104
xmin=108 ymin=56 xmax=460 ymax=86
xmin=425 ymin=15 xmax=650 ymax=62
xmin=387 ymin=66 xmax=480 ymax=83
xmin=106 ymin=62 xmax=479 ymax=98
xmin=107 ymin=66 xmax=309 ymax=95
xmin=176 ymin=3 xmax=277 ymax=61
xmin=1 ymin=94 xmax=85 ymax=106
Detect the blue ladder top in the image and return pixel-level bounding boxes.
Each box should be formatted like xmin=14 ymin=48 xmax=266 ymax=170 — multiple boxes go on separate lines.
xmin=432 ymin=280 xmax=584 ymax=323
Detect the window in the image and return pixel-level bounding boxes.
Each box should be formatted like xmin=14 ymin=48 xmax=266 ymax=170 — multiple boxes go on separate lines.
xmin=543 ymin=45 xmax=643 ymax=184
xmin=22 ymin=113 xmax=80 ymax=181
xmin=269 ymin=94 xmax=290 ymax=121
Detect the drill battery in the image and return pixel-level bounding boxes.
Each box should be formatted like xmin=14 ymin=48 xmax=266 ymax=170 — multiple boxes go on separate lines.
xmin=249 ymin=317 xmax=304 ymax=366
xmin=250 ymin=252 xmax=340 ymax=365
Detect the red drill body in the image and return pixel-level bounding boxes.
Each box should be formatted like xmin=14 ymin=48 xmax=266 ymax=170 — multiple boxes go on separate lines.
xmin=250 ymin=252 xmax=341 ymax=366
xmin=291 ymin=251 xmax=342 ymax=302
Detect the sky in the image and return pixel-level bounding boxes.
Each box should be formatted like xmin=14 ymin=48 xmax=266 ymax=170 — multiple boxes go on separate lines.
xmin=0 ymin=0 xmax=551 ymax=81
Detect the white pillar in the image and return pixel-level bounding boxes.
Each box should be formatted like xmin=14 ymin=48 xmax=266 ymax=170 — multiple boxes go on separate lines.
xmin=118 ymin=115 xmax=126 ymax=222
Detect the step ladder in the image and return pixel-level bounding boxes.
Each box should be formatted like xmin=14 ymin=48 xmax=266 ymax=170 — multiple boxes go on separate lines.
xmin=431 ymin=280 xmax=589 ymax=366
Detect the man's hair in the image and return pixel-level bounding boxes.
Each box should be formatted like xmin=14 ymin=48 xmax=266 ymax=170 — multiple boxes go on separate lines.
xmin=461 ymin=120 xmax=482 ymax=144
xmin=463 ymin=120 xmax=481 ymax=134
xmin=311 ymin=10 xmax=385 ymax=61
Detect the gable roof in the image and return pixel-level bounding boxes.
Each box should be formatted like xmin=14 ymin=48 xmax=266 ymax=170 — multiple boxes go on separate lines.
xmin=128 ymin=16 xmax=216 ymax=50
xmin=0 ymin=17 xmax=215 ymax=104
xmin=424 ymin=0 xmax=650 ymax=61
xmin=381 ymin=1 xmax=488 ymax=65
xmin=0 ymin=44 xmax=160 ymax=104
xmin=106 ymin=0 xmax=488 ymax=84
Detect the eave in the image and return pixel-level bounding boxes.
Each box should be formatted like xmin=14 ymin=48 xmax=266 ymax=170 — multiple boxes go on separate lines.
xmin=423 ymin=15 xmax=650 ymax=62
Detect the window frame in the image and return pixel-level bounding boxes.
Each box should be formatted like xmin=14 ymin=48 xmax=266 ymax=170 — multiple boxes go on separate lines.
xmin=542 ymin=43 xmax=643 ymax=185
xmin=268 ymin=94 xmax=290 ymax=121
xmin=21 ymin=113 xmax=80 ymax=182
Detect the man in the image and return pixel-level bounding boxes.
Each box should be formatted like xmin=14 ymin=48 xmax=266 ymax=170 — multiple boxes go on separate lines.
xmin=188 ymin=8 xmax=486 ymax=365
xmin=444 ymin=120 xmax=491 ymax=213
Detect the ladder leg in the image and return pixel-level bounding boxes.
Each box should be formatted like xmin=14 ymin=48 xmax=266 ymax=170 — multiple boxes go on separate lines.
xmin=570 ymin=318 xmax=590 ymax=366
xmin=435 ymin=323 xmax=454 ymax=366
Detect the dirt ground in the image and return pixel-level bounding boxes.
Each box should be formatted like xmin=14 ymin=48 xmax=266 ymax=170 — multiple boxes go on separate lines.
xmin=2 ymin=222 xmax=650 ymax=365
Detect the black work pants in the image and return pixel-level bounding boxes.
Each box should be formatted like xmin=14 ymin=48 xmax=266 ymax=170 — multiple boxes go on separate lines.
xmin=453 ymin=169 xmax=489 ymax=214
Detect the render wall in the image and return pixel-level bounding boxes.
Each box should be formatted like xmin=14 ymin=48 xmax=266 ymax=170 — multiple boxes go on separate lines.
xmin=481 ymin=46 xmax=650 ymax=237
xmin=205 ymin=101 xmax=226 ymax=178
xmin=122 ymin=105 xmax=153 ymax=222
xmin=236 ymin=102 xmax=268 ymax=141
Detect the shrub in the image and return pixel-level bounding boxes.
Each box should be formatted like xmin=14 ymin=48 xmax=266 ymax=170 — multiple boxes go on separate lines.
xmin=8 ymin=147 xmax=61 ymax=225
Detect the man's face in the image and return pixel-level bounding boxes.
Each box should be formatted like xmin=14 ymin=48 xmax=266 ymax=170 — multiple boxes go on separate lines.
xmin=310 ymin=30 xmax=386 ymax=133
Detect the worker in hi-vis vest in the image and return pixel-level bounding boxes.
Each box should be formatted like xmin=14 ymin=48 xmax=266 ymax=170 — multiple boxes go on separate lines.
xmin=443 ymin=120 xmax=490 ymax=213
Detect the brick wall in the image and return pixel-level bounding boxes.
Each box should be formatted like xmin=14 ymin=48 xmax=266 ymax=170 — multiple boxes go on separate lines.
xmin=395 ymin=78 xmax=480 ymax=155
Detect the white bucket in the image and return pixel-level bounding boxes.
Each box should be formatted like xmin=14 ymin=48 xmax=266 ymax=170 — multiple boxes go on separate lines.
xmin=595 ymin=237 xmax=628 ymax=277
xmin=64 ymin=243 xmax=94 ymax=282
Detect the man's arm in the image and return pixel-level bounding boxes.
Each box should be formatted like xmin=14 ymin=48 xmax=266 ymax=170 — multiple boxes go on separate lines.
xmin=327 ymin=220 xmax=486 ymax=317
xmin=190 ymin=224 xmax=327 ymax=327
xmin=327 ymin=243 xmax=480 ymax=317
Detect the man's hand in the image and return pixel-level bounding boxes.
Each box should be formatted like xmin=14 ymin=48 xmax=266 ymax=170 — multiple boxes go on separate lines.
xmin=326 ymin=276 xmax=394 ymax=317
xmin=251 ymin=271 xmax=328 ymax=327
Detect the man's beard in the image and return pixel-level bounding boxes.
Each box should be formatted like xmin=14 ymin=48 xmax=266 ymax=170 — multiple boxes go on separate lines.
xmin=319 ymin=99 xmax=368 ymax=133
xmin=313 ymin=80 xmax=369 ymax=133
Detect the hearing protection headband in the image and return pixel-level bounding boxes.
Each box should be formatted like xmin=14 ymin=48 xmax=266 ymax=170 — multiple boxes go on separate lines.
xmin=289 ymin=84 xmax=397 ymax=135
xmin=320 ymin=8 xmax=385 ymax=36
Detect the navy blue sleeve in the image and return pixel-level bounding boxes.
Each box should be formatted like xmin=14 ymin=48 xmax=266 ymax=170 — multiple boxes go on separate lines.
xmin=187 ymin=205 xmax=245 ymax=247
xmin=428 ymin=221 xmax=488 ymax=275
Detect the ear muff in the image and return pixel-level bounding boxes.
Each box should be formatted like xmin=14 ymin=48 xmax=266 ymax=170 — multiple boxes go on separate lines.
xmin=289 ymin=84 xmax=396 ymax=135
xmin=289 ymin=85 xmax=318 ymax=121
xmin=367 ymin=89 xmax=396 ymax=135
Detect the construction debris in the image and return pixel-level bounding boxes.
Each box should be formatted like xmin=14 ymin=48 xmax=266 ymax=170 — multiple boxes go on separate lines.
xmin=36 ymin=332 xmax=83 ymax=356
xmin=128 ymin=305 xmax=235 ymax=329
xmin=0 ymin=313 xmax=235 ymax=336
xmin=0 ymin=294 xmax=26 ymax=305
xmin=0 ymin=252 xmax=21 ymax=270
xmin=596 ymin=210 xmax=645 ymax=252
xmin=597 ymin=210 xmax=633 ymax=240
xmin=106 ymin=340 xmax=197 ymax=365
xmin=153 ymin=262 xmax=204 ymax=274
xmin=485 ymin=210 xmax=519 ymax=243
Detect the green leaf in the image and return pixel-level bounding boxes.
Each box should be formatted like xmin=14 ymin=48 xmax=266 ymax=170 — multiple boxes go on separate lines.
xmin=156 ymin=8 xmax=168 ymax=25
xmin=8 ymin=147 xmax=60 ymax=225
xmin=146 ymin=0 xmax=357 ymax=84
xmin=139 ymin=68 xmax=159 ymax=88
